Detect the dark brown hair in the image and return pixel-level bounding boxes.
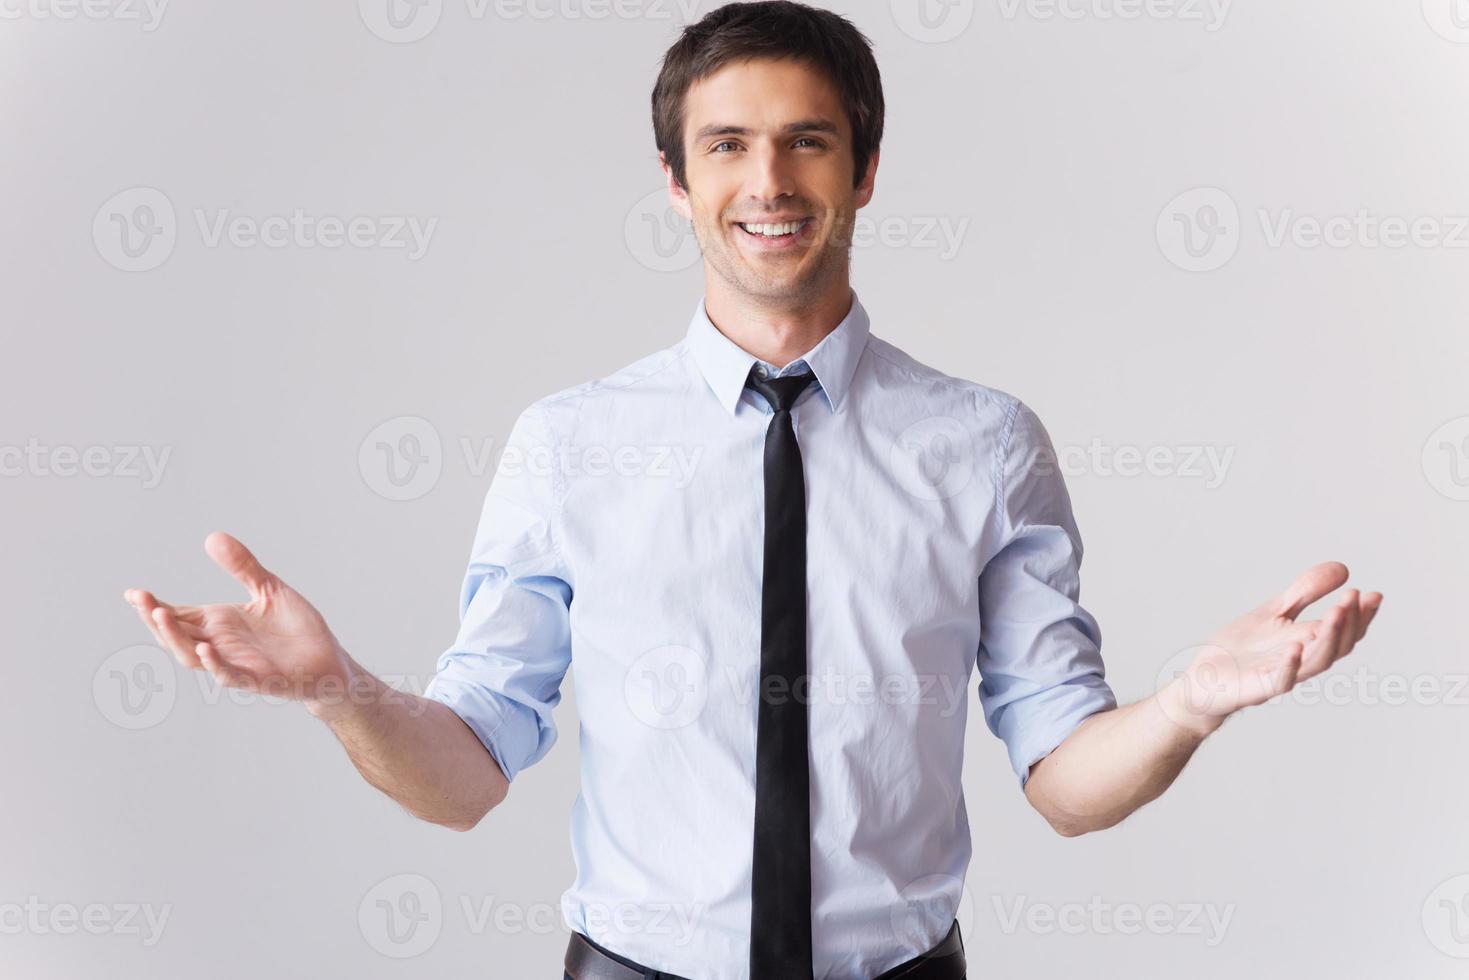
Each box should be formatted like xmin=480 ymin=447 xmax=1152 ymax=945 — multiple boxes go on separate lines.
xmin=651 ymin=1 xmax=885 ymax=191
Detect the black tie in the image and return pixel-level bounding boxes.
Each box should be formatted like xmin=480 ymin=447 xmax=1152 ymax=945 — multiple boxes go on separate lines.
xmin=746 ymin=368 xmax=817 ymax=980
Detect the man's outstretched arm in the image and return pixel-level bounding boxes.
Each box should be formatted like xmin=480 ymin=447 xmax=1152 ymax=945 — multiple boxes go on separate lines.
xmin=125 ymin=531 xmax=508 ymax=832
xmin=1023 ymin=561 xmax=1383 ymax=837
xmin=302 ymin=660 xmax=509 ymax=831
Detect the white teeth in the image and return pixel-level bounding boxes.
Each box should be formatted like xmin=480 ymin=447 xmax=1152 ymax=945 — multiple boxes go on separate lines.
xmin=740 ymin=220 xmax=804 ymax=237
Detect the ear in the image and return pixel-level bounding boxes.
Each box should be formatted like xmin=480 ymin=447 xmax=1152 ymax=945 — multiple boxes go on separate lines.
xmin=660 ymin=151 xmax=693 ymax=221
xmin=854 ymin=147 xmax=879 ymax=210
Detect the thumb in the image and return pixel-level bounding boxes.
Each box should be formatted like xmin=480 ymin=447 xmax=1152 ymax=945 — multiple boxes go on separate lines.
xmin=205 ymin=531 xmax=275 ymax=600
xmin=1276 ymin=560 xmax=1350 ymax=621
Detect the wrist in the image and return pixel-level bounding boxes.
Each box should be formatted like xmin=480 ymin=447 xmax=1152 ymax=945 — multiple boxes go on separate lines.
xmin=1158 ymin=674 xmax=1228 ymax=740
xmin=304 ymin=648 xmax=370 ymax=721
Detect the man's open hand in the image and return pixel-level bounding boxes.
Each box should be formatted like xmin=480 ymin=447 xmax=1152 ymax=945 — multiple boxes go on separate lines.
xmin=1161 ymin=561 xmax=1384 ymax=734
xmin=123 ymin=532 xmax=352 ymax=707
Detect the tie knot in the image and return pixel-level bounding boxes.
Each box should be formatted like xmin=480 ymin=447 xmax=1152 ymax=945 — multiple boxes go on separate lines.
xmin=746 ymin=368 xmax=816 ymax=414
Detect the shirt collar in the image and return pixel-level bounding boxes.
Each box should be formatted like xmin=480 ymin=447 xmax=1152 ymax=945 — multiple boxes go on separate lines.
xmin=684 ymin=288 xmax=871 ymax=416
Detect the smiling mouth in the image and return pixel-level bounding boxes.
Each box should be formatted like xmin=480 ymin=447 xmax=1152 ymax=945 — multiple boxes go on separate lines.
xmin=735 ymin=218 xmax=812 ymax=240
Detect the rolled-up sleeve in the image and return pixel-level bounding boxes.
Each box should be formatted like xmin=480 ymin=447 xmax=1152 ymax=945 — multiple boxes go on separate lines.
xmin=423 ymin=402 xmax=572 ymax=783
xmin=977 ymin=398 xmax=1116 ymax=788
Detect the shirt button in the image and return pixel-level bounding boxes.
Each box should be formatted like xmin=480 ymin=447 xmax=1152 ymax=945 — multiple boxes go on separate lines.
xmin=753 ymin=364 xmax=768 ymax=378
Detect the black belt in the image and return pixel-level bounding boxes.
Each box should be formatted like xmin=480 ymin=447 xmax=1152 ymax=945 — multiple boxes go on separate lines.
xmin=564 ymin=919 xmax=965 ymax=980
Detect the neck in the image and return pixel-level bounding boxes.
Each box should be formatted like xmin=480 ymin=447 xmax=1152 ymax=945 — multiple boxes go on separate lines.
xmin=702 ymin=276 xmax=854 ymax=370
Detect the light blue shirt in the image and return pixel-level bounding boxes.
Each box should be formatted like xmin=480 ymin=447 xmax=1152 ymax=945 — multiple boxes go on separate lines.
xmin=424 ymin=288 xmax=1116 ymax=980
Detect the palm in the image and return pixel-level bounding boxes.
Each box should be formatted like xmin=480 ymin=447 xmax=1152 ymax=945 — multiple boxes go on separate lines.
xmin=191 ymin=590 xmax=338 ymax=692
xmin=125 ymin=532 xmax=349 ymax=702
xmin=1168 ymin=561 xmax=1382 ymax=728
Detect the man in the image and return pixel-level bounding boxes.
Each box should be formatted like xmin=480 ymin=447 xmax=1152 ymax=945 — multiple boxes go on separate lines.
xmin=123 ymin=3 xmax=1382 ymax=978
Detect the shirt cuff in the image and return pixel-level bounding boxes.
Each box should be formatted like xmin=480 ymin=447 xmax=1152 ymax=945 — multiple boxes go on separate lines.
xmin=1004 ymin=676 xmax=1118 ymax=788
xmin=423 ymin=675 xmax=536 ymax=783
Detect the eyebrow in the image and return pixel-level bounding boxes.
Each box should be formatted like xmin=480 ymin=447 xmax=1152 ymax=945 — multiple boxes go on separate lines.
xmin=692 ymin=119 xmax=842 ymax=143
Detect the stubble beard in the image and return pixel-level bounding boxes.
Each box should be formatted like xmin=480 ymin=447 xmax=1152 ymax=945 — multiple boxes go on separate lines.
xmin=694 ymin=202 xmax=856 ymax=309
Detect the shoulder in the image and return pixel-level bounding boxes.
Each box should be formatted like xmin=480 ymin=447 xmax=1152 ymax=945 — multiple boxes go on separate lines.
xmin=861 ymin=333 xmax=1069 ymax=480
xmin=863 ymin=331 xmax=1029 ymax=425
xmin=510 ymin=339 xmax=690 ymax=437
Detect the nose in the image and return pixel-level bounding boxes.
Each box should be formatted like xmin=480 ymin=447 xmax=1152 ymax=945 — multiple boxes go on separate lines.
xmin=744 ymin=140 xmax=797 ymax=206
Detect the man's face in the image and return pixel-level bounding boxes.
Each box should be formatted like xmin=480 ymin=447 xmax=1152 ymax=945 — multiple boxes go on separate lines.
xmin=665 ymin=56 xmax=877 ymax=305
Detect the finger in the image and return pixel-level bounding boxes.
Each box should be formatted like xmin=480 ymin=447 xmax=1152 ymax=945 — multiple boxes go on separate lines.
xmin=152 ymin=605 xmax=205 ymax=664
xmin=1276 ymin=561 xmax=1351 ymax=621
xmin=1246 ymin=619 xmax=1318 ymax=656
xmin=204 ymin=531 xmax=275 ymax=602
xmin=164 ymin=604 xmax=207 ymax=627
xmin=1299 ymin=604 xmax=1344 ymax=678
xmin=142 ymin=594 xmax=207 ymax=624
xmin=1269 ymin=641 xmax=1304 ymax=697
xmin=196 ymin=641 xmax=256 ymax=692
xmin=126 ymin=589 xmax=172 ymax=649
xmin=151 ymin=605 xmax=203 ymax=669
xmin=1281 ymin=620 xmax=1320 ymax=647
xmin=1330 ymin=589 xmax=1360 ymax=664
xmin=1356 ymin=592 xmax=1383 ymax=642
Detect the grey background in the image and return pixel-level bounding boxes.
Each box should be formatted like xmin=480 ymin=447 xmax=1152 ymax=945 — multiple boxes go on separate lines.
xmin=4 ymin=1 xmax=1467 ymax=977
